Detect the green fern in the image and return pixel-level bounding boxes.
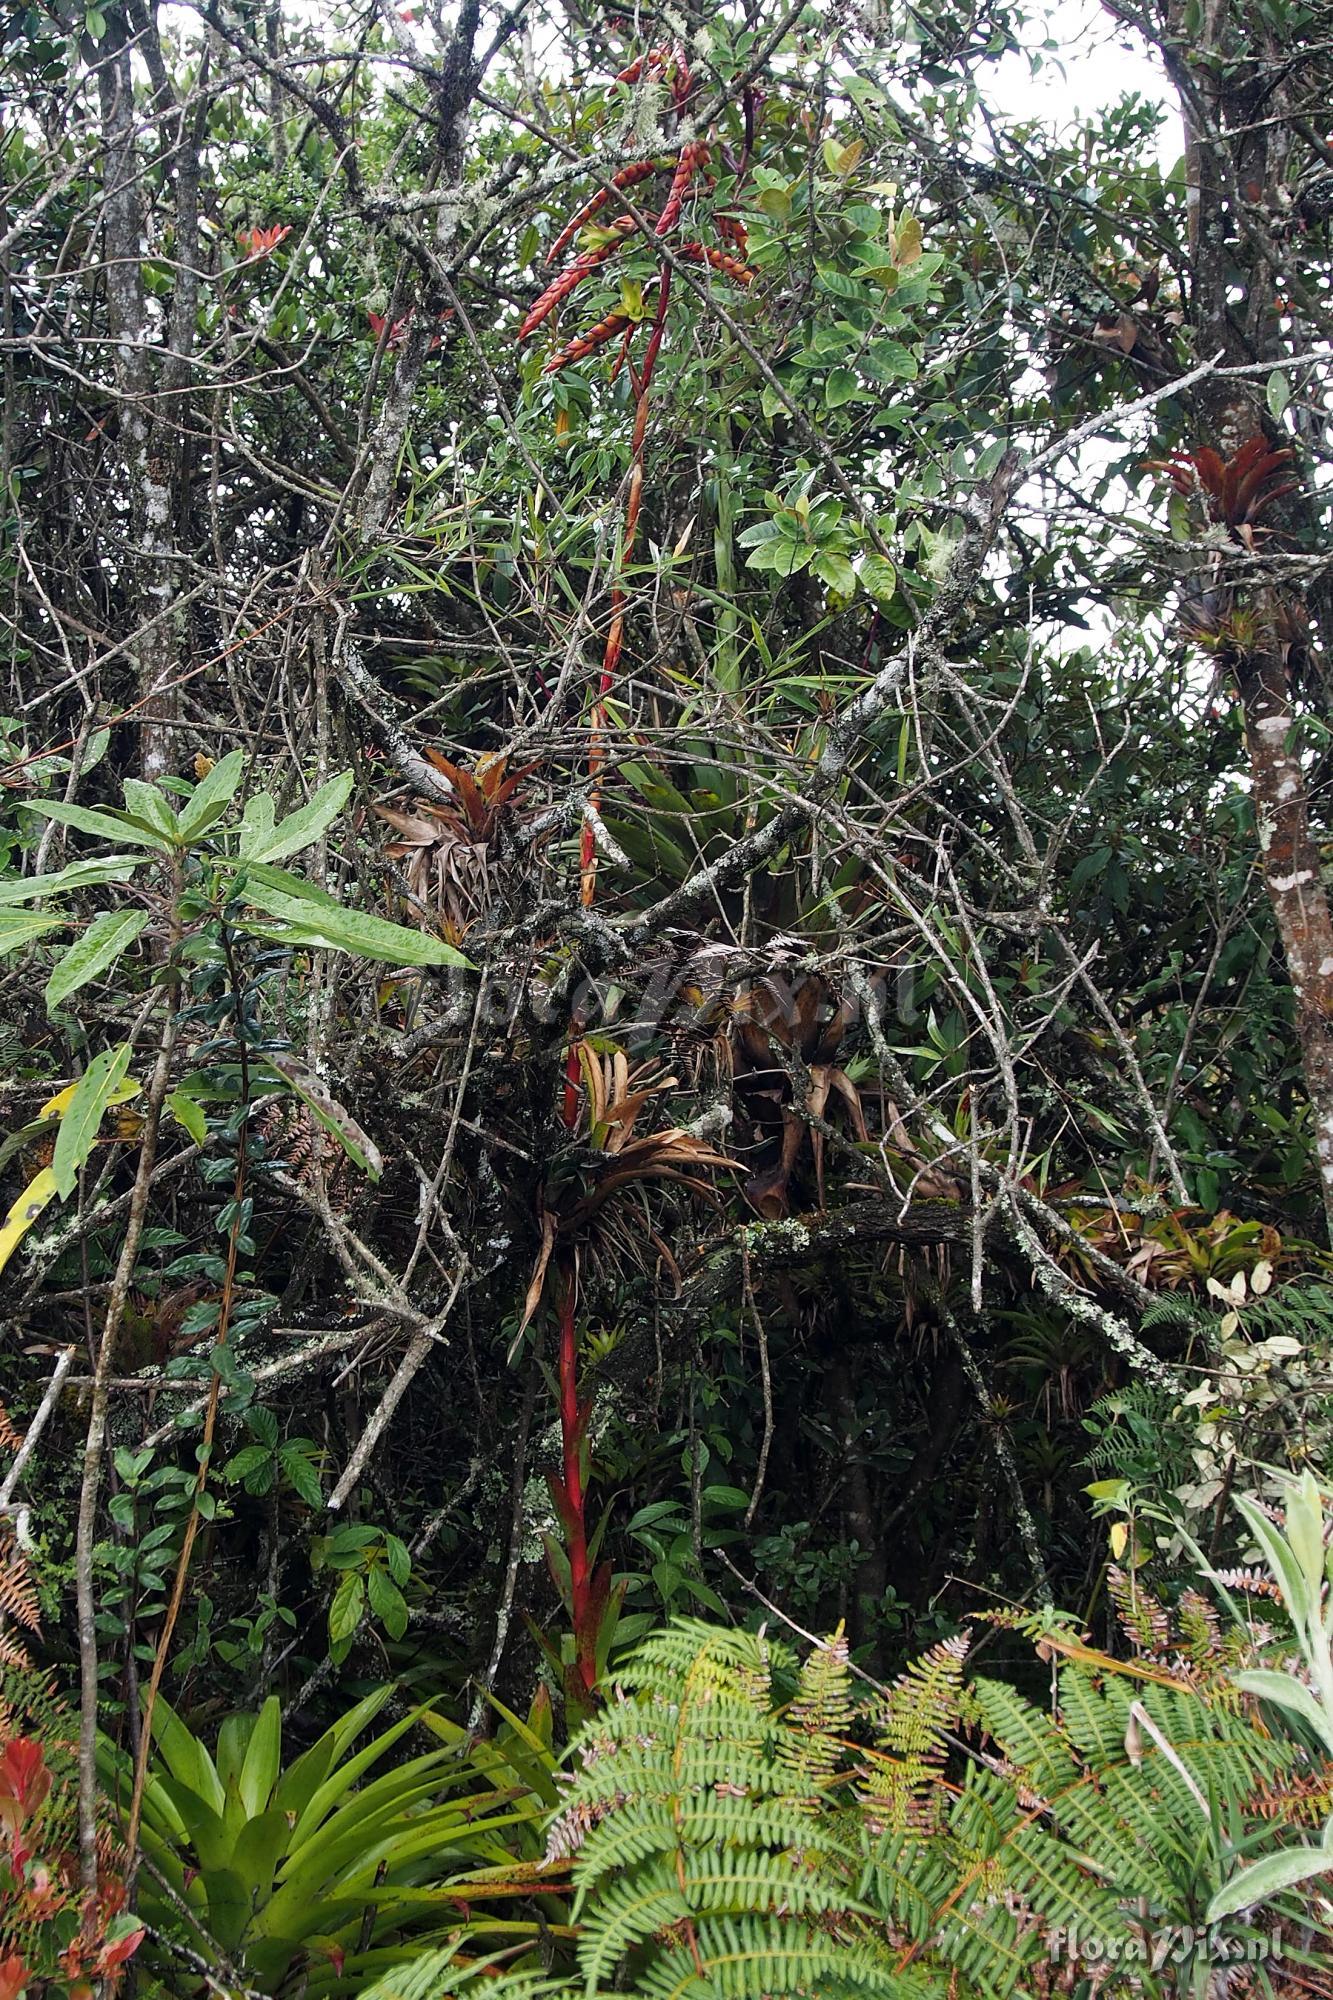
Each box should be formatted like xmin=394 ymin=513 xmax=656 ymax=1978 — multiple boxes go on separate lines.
xmin=359 ymin=1589 xmax=1329 ymax=2000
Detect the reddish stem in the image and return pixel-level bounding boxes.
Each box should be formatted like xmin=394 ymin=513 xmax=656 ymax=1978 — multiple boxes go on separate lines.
xmin=558 ymin=1265 xmax=595 ymax=1688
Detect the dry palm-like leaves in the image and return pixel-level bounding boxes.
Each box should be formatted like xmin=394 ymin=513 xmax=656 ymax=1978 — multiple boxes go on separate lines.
xmin=731 ymin=973 xmax=870 ymax=1216
xmin=374 ymin=751 xmax=535 ymax=940
xmin=518 ymin=1047 xmax=733 ymax=1331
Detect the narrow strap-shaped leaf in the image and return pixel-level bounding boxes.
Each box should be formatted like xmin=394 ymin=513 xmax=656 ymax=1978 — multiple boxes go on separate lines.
xmin=0 ymin=856 xmax=146 ymax=904
xmin=51 ymin=1042 xmax=135 ymax=1196
xmin=45 ymin=907 xmax=148 ymax=1013
xmin=0 ymin=906 xmax=68 ymax=956
xmin=28 ymin=800 xmax=172 ymax=853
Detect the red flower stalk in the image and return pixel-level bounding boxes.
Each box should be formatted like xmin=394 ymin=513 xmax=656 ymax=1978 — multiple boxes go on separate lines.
xmin=655 ymin=141 xmax=709 ymax=237
xmin=518 ymin=218 xmax=636 ymax=340
xmin=678 ymin=240 xmax=755 ymax=285
xmin=544 ymin=309 xmax=632 ymax=374
xmin=546 ymin=161 xmax=662 ymax=266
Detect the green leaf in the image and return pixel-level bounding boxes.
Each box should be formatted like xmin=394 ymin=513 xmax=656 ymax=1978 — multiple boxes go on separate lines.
xmin=27 ymin=800 xmax=172 ymax=854
xmin=178 ymin=750 xmax=246 ymax=840
xmin=278 ymin=1444 xmax=323 ymax=1507
xmin=122 ymin=778 xmax=181 ymax=842
xmin=367 ymin=1565 xmax=409 ymax=1640
xmin=264 ymin=1053 xmax=384 ymax=1180
xmin=1206 ymin=1842 xmax=1333 ymax=1922
xmin=328 ymin=1571 xmax=365 ymax=1647
xmin=0 ymin=907 xmax=68 ymax=958
xmin=166 ymin=1090 xmax=208 ymax=1145
xmin=1266 ymin=369 xmax=1290 ymax=421
xmin=45 ymin=908 xmax=148 ymax=1013
xmin=237 ymin=882 xmax=472 ymax=968
xmin=0 ymin=856 xmax=146 ymax=904
xmin=243 ymin=771 xmax=354 ymax=862
xmin=813 ymin=550 xmax=857 ymax=595
xmin=1236 ymin=1669 xmax=1333 ymax=1754
xmin=238 ymin=1696 xmax=282 ymax=1818
xmin=861 ymin=552 xmax=897 ymax=604
xmin=825 ymin=367 xmax=860 ymax=408
xmin=51 ymin=1042 xmax=134 ymax=1198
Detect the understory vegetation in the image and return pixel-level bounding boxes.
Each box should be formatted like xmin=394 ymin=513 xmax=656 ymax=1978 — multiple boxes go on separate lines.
xmin=2 ymin=0 xmax=1333 ymax=1990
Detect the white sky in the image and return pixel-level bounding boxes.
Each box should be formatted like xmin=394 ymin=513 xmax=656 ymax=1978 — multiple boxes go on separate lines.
xmin=992 ymin=0 xmax=1179 ymax=169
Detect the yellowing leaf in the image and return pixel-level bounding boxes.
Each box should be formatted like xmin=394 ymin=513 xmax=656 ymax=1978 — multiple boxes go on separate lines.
xmin=1109 ymin=1520 xmax=1129 ymax=1561
xmin=0 ymin=1167 xmax=58 ymax=1276
xmin=40 ymin=1072 xmax=140 ymax=1119
xmin=894 ymin=212 xmax=923 ymax=265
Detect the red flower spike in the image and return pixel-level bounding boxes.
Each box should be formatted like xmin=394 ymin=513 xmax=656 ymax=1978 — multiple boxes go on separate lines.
xmin=546 ymin=161 xmax=661 ymax=266
xmin=655 ymin=141 xmax=709 ymax=237
xmin=518 ymin=218 xmax=636 ymax=340
xmin=544 ymin=308 xmax=633 ymax=374
xmin=678 ymin=241 xmax=755 ymax=286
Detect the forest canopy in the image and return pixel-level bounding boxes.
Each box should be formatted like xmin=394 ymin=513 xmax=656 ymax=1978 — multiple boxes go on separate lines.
xmin=2 ymin=0 xmax=1333 ymax=1991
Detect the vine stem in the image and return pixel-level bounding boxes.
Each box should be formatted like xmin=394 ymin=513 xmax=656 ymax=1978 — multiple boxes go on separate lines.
xmin=75 ymin=861 xmax=183 ymax=1916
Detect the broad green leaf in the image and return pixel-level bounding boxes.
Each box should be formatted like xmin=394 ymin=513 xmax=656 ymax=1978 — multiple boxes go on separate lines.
xmin=51 ymin=1042 xmax=134 ymax=1197
xmin=1266 ymin=368 xmax=1290 ymax=420
xmin=237 ymin=882 xmax=471 ymax=969
xmin=29 ymin=800 xmax=171 ymax=853
xmin=122 ymin=777 xmax=181 ymax=841
xmin=1207 ymin=1842 xmax=1333 ymax=1922
xmin=367 ymin=1565 xmax=408 ymax=1640
xmin=1236 ymin=1669 xmax=1333 ymax=1754
xmin=244 ymin=771 xmax=354 ymax=863
xmin=328 ymin=1571 xmax=365 ymax=1646
xmin=178 ymin=749 xmax=246 ymax=840
xmin=0 ymin=1167 xmax=58 ymax=1276
xmin=150 ymin=1695 xmax=226 ymax=1813
xmin=0 ymin=907 xmax=67 ymax=957
xmin=166 ymin=1089 xmax=208 ymax=1145
xmin=229 ymin=1807 xmax=291 ymax=1903
xmin=825 ymin=367 xmax=860 ymax=408
xmin=278 ymin=1443 xmax=323 ymax=1507
xmin=0 ymin=856 xmax=145 ymax=904
xmin=264 ymin=1053 xmax=384 ymax=1180
xmin=239 ymin=1697 xmax=283 ymax=1818
xmin=45 ymin=908 xmax=148 ymax=1013
xmin=861 ymin=552 xmax=897 ymax=604
xmin=237 ymin=791 xmax=276 ymax=854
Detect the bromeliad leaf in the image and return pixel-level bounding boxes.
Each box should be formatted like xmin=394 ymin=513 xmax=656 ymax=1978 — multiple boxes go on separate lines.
xmin=45 ymin=908 xmax=148 ymax=1013
xmin=265 ymin=1053 xmax=384 ymax=1181
xmin=241 ymin=771 xmax=354 ymax=863
xmin=51 ymin=1042 xmax=136 ymax=1197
